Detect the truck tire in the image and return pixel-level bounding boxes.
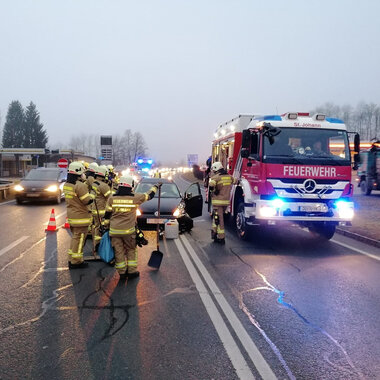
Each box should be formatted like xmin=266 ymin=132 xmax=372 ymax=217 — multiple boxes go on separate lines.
xmin=360 ymin=178 xmax=372 ymax=195
xmin=308 ymin=223 xmax=336 ymax=240
xmin=235 ymin=202 xmax=250 ymax=240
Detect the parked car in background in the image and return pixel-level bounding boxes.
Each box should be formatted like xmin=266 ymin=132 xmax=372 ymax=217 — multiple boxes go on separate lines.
xmin=14 ymin=168 xmax=66 ymax=204
xmin=134 ymin=178 xmax=203 ymax=232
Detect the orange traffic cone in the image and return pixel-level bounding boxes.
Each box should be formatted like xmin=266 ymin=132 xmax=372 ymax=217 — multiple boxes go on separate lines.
xmin=63 ymin=217 xmax=70 ymax=229
xmin=45 ymin=209 xmax=57 ymax=232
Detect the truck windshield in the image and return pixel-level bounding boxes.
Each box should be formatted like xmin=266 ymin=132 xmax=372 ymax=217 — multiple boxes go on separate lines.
xmin=263 ymin=128 xmax=350 ymax=165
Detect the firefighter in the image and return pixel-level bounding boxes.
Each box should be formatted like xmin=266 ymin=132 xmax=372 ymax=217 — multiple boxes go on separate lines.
xmin=92 ymin=165 xmax=112 ymax=249
xmin=104 ymin=176 xmax=158 ymax=279
xmin=85 ymin=162 xmax=99 ymax=191
xmin=63 ymin=162 xmax=94 ymax=268
xmin=209 ymin=161 xmax=236 ymax=244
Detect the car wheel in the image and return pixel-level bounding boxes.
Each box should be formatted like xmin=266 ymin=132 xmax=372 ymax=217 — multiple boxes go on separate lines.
xmin=55 ymin=191 xmax=62 ymax=204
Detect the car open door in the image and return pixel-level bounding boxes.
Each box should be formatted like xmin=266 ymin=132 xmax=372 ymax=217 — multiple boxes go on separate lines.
xmin=184 ymin=182 xmax=203 ymax=218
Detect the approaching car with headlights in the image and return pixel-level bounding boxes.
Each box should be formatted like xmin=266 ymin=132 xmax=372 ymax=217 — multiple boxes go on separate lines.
xmin=134 ymin=178 xmax=203 ymax=232
xmin=14 ymin=168 xmax=66 ymax=204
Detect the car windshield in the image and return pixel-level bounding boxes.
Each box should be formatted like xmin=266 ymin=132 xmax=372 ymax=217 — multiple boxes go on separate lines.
xmin=263 ymin=128 xmax=350 ymax=165
xmin=135 ymin=182 xmax=181 ymax=198
xmin=25 ymin=169 xmax=60 ymax=181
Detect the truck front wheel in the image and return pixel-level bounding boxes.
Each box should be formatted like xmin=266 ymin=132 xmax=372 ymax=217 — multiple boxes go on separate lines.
xmin=308 ymin=223 xmax=336 ymax=240
xmin=236 ymin=202 xmax=250 ymax=240
xmin=360 ymin=178 xmax=372 ymax=195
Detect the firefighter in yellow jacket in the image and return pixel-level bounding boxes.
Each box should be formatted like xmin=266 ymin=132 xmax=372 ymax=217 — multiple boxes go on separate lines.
xmin=85 ymin=162 xmax=99 ymax=192
xmin=104 ymin=176 xmax=158 ymax=279
xmin=63 ymin=162 xmax=94 ymax=268
xmin=209 ymin=162 xmax=236 ymax=244
xmin=92 ymin=165 xmax=112 ymax=248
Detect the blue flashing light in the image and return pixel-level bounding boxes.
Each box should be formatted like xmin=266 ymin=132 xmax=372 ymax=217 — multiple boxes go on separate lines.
xmin=147 ymin=159 xmax=153 ymax=164
xmin=137 ymin=159 xmax=143 ymax=164
xmin=142 ymin=167 xmax=149 ymax=172
xmin=272 ymin=198 xmax=284 ymax=209
xmin=255 ymin=115 xmax=282 ymax=122
xmin=326 ymin=117 xmax=344 ymax=124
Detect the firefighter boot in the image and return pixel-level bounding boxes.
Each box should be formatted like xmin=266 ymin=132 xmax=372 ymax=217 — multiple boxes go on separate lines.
xmin=127 ymin=271 xmax=140 ymax=279
xmin=68 ymin=261 xmax=89 ymax=269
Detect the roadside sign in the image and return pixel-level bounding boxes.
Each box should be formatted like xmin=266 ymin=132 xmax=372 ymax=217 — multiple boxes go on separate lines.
xmin=57 ymin=158 xmax=69 ymax=168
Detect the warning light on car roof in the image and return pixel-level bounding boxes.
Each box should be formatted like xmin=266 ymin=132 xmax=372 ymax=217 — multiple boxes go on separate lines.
xmin=138 ymin=159 xmax=143 ymax=164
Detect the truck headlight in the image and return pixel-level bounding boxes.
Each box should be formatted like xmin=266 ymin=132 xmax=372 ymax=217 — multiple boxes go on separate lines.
xmin=260 ymin=206 xmax=277 ymax=217
xmin=335 ymin=200 xmax=354 ymax=219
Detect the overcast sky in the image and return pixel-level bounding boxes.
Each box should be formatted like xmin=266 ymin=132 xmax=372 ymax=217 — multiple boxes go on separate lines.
xmin=1 ymin=0 xmax=379 ymax=164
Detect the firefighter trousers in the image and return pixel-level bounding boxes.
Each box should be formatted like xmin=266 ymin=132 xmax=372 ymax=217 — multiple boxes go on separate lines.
xmin=69 ymin=226 xmax=88 ymax=264
xmin=92 ymin=214 xmax=104 ymax=247
xmin=212 ymin=206 xmax=226 ymax=239
xmin=111 ymin=235 xmax=138 ymax=275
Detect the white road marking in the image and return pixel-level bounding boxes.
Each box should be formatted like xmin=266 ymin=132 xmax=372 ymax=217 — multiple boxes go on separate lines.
xmin=43 ymin=211 xmax=66 ymax=226
xmin=174 ymin=237 xmax=255 ymax=380
xmin=0 ymin=199 xmax=16 ymax=206
xmin=0 ymin=236 xmax=29 ymax=258
xmin=180 ymin=234 xmax=277 ymax=380
xmin=331 ymin=239 xmax=380 ymax=262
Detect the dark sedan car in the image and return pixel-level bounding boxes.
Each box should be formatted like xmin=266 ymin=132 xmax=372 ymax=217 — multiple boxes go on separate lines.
xmin=14 ymin=168 xmax=66 ymax=204
xmin=135 ymin=178 xmax=203 ymax=232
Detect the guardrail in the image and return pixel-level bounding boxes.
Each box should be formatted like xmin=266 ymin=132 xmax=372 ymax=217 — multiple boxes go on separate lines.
xmin=0 ymin=180 xmax=13 ymax=200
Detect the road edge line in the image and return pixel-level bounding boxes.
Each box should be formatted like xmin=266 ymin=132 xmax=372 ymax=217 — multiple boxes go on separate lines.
xmin=174 ymin=238 xmax=255 ymax=380
xmin=180 ymin=234 xmax=277 ymax=380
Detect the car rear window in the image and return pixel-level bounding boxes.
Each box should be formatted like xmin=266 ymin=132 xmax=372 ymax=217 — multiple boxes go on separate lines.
xmin=135 ymin=182 xmax=181 ymax=198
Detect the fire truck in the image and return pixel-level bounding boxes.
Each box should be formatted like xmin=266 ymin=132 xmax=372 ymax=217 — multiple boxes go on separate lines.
xmin=211 ymin=113 xmax=360 ymax=240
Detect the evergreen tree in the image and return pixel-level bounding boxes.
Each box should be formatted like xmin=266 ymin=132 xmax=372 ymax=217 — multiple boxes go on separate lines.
xmin=2 ymin=101 xmax=24 ymax=148
xmin=24 ymin=102 xmax=48 ymax=148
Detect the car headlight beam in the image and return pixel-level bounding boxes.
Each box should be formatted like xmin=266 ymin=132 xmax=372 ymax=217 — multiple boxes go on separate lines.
xmin=14 ymin=184 xmax=24 ymax=192
xmin=46 ymin=185 xmax=59 ymax=192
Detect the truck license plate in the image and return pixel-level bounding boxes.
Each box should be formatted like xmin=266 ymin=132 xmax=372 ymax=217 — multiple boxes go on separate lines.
xmin=299 ymin=205 xmax=326 ymax=212
xmin=147 ymin=218 xmax=167 ymax=224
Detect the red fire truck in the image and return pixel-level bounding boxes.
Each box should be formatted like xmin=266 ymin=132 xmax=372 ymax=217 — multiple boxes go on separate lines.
xmin=211 ymin=113 xmax=360 ymax=240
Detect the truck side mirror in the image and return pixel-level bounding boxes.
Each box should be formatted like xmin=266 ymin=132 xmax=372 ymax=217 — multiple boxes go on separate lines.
xmin=353 ymin=153 xmax=360 ymax=170
xmin=242 ymin=130 xmax=251 ymax=150
xmin=240 ymin=148 xmax=249 ymax=158
xmin=354 ymin=133 xmax=360 ymax=153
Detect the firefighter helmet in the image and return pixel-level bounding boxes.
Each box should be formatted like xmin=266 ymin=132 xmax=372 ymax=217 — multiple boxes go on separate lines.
xmin=68 ymin=161 xmax=85 ymax=175
xmin=95 ymin=165 xmax=108 ymax=177
xmin=88 ymin=162 xmax=98 ymax=173
xmin=211 ymin=161 xmax=223 ymax=173
xmin=119 ymin=176 xmax=134 ymax=188
xmin=107 ymin=164 xmax=114 ymax=172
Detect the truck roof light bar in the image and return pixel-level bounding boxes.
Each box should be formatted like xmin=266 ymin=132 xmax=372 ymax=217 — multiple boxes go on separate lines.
xmin=286 ymin=112 xmax=298 ymax=120
xmin=312 ymin=113 xmax=326 ymax=121
xmin=326 ymin=117 xmax=344 ymax=124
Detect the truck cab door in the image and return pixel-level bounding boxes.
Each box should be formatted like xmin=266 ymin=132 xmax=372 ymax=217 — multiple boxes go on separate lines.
xmin=184 ymin=182 xmax=203 ymax=218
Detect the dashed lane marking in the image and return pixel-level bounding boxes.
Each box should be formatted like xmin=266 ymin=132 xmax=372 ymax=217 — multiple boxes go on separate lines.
xmin=0 ymin=236 xmax=29 ymax=258
xmin=0 ymin=200 xmax=16 ymax=206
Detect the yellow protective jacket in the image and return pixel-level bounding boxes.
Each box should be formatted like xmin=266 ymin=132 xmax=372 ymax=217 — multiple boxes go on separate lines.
xmin=92 ymin=179 xmax=112 ymax=217
xmin=106 ymin=186 xmax=157 ymax=237
xmin=209 ymin=173 xmax=236 ymax=206
xmin=63 ymin=181 xmax=94 ymax=227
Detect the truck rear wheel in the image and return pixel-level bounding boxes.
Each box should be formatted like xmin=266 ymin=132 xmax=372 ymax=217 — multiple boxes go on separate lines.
xmin=308 ymin=223 xmax=336 ymax=240
xmin=236 ymin=202 xmax=250 ymax=240
xmin=360 ymin=178 xmax=372 ymax=195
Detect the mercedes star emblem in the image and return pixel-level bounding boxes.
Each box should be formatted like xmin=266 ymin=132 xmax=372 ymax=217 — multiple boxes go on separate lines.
xmin=303 ymin=179 xmax=316 ymax=193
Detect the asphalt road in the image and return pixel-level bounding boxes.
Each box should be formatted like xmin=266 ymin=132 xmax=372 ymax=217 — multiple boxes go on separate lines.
xmin=1 ymin=177 xmax=380 ymax=380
